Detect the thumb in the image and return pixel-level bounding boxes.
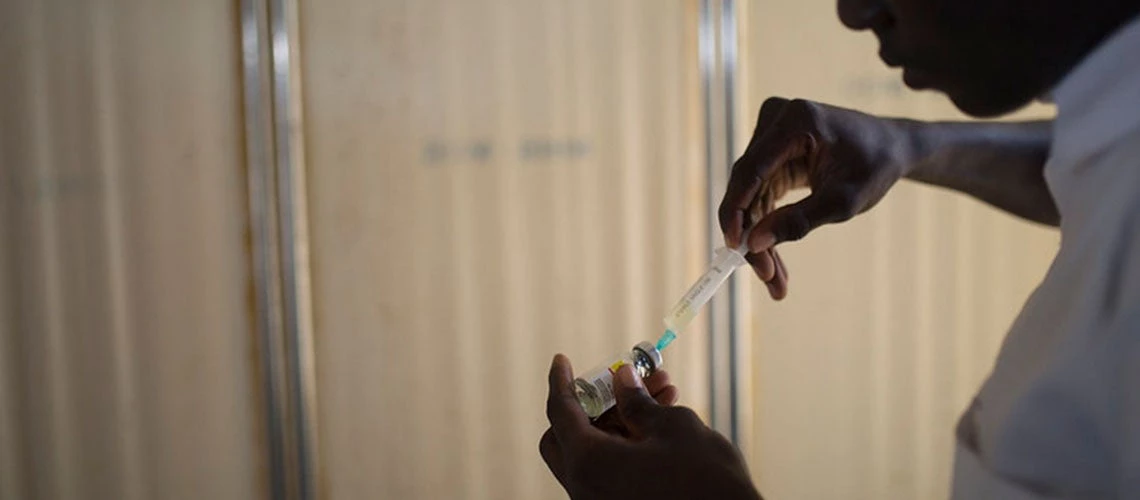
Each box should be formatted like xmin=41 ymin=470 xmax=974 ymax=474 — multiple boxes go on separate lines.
xmin=747 ymin=187 xmax=858 ymax=253
xmin=613 ymin=365 xmax=665 ymax=437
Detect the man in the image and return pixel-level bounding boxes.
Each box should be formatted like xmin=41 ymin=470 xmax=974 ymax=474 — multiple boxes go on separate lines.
xmin=541 ymin=0 xmax=1140 ymax=498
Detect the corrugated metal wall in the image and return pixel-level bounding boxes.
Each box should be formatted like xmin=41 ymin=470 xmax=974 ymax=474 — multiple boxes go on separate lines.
xmin=0 ymin=1 xmax=263 ymax=499
xmin=299 ymin=1 xmax=708 ymax=498
xmin=736 ymin=1 xmax=1060 ymax=499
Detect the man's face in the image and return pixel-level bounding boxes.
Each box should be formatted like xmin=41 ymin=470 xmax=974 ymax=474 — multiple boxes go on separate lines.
xmin=838 ymin=0 xmax=1140 ymax=117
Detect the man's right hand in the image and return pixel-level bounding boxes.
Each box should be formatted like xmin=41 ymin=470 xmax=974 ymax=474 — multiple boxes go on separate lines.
xmin=719 ymin=97 xmax=917 ymax=298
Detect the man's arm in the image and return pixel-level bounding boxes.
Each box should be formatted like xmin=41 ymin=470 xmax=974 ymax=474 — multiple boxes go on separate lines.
xmin=903 ymin=119 xmax=1057 ymax=226
xmin=720 ymin=99 xmax=1059 ymax=262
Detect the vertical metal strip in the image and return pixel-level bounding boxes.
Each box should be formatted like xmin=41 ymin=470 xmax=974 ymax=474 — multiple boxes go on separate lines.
xmin=698 ymin=0 xmax=721 ymax=436
xmin=241 ymin=0 xmax=288 ymax=498
xmin=269 ymin=0 xmax=318 ymax=497
xmin=242 ymin=0 xmax=316 ymax=497
xmin=721 ymin=0 xmax=741 ymax=447
xmin=700 ymin=0 xmax=742 ymax=445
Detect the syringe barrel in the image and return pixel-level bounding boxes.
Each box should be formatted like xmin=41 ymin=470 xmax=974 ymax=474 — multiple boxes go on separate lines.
xmin=662 ymin=247 xmax=747 ymax=333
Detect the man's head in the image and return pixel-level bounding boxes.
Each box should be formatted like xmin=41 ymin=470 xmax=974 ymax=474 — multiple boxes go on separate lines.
xmin=838 ymin=0 xmax=1140 ymax=117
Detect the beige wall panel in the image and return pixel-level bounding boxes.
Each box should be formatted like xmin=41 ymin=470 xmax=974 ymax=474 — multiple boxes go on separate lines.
xmin=737 ymin=1 xmax=1060 ymax=499
xmin=0 ymin=1 xmax=262 ymax=499
xmin=300 ymin=1 xmax=706 ymax=498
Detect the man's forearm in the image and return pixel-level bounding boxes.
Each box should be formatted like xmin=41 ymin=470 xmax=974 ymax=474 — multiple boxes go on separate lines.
xmin=900 ymin=119 xmax=1058 ymax=226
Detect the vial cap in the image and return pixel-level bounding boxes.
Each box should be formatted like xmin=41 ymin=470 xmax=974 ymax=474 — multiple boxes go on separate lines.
xmin=633 ymin=341 xmax=663 ymax=370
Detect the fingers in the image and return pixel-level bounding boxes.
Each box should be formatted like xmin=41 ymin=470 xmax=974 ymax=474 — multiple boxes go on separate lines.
xmin=643 ymin=370 xmax=671 ymax=395
xmin=613 ymin=365 xmax=665 ymax=437
xmin=721 ymin=144 xmax=796 ymax=249
xmin=745 ymin=251 xmax=777 ymax=282
xmin=747 ymin=186 xmax=859 ymax=253
xmin=643 ymin=370 xmax=678 ymax=406
xmin=768 ymin=249 xmax=789 ymax=300
xmin=591 ymin=411 xmax=633 ymax=438
xmin=719 ymin=99 xmax=799 ymax=249
xmin=590 ymin=382 xmax=678 ymax=438
xmin=539 ymin=428 xmax=569 ymax=487
xmin=546 ymin=354 xmax=597 ymax=448
xmin=654 ymin=385 xmax=679 ymax=406
xmin=745 ymin=248 xmax=789 ymax=300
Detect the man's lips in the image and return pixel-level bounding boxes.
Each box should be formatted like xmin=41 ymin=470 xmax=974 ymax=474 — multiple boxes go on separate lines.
xmin=879 ymin=47 xmax=937 ymax=89
xmin=878 ymin=48 xmax=904 ymax=68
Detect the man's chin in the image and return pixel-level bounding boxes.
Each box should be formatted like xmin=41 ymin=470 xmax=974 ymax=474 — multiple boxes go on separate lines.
xmin=947 ymin=89 xmax=1033 ymax=119
xmin=899 ymin=71 xmax=1021 ymax=118
xmin=902 ymin=68 xmax=937 ymax=90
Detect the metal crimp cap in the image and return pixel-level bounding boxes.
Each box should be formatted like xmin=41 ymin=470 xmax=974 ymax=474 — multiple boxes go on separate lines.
xmin=633 ymin=341 xmax=663 ymax=370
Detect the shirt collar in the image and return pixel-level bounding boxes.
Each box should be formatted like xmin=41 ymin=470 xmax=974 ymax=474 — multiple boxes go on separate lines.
xmin=1050 ymin=15 xmax=1140 ymax=169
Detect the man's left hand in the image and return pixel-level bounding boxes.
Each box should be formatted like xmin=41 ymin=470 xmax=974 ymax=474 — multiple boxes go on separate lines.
xmin=539 ymin=354 xmax=763 ymax=500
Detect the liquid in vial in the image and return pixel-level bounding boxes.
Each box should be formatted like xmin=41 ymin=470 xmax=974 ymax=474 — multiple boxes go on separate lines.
xmin=573 ymin=341 xmax=663 ymax=419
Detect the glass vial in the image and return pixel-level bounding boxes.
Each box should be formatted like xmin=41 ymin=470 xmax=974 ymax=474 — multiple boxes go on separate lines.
xmin=573 ymin=341 xmax=663 ymax=419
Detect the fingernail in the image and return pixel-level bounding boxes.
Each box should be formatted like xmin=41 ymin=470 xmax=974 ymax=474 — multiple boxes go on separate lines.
xmin=749 ymin=232 xmax=776 ymax=253
xmin=768 ymin=282 xmax=788 ymax=301
xmin=617 ymin=365 xmax=642 ymax=388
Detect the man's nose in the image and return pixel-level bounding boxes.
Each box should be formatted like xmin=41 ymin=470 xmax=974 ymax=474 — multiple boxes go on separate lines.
xmin=837 ymin=0 xmax=890 ymax=31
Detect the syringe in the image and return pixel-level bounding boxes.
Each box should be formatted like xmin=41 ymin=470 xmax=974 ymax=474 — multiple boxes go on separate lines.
xmin=573 ymin=232 xmax=752 ymax=419
xmin=657 ymin=231 xmax=752 ymax=351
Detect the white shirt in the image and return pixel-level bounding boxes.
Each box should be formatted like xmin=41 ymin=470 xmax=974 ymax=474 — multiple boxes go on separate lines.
xmin=951 ymin=16 xmax=1140 ymax=499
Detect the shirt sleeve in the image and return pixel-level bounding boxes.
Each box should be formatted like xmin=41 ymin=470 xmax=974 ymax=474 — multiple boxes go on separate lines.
xmin=1113 ymin=307 xmax=1140 ymax=495
xmin=951 ymin=442 xmax=1103 ymax=500
xmin=1112 ymin=221 xmax=1140 ymax=496
xmin=952 ymin=235 xmax=1140 ymax=500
